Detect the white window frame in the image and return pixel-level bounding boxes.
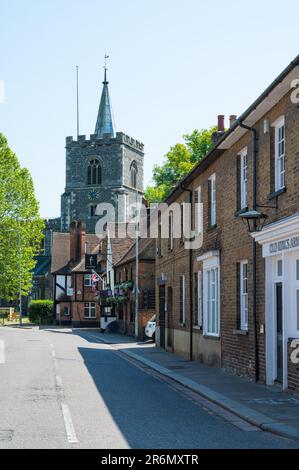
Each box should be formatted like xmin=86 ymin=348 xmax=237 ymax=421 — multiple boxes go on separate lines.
xmin=195 ymin=186 xmax=202 ymax=236
xmin=274 ymin=116 xmax=285 ymax=191
xmin=84 ymin=302 xmax=96 ymax=319
xmin=203 ymin=256 xmax=220 ymax=337
xmin=240 ymin=260 xmax=248 ymax=331
xmin=196 ymin=271 xmax=202 ymax=327
xmin=240 ymin=148 xmax=248 ymax=209
xmin=179 ymin=275 xmax=186 ymax=325
xmin=209 ymin=174 xmax=216 ymax=226
xmin=169 ymin=211 xmax=174 ymax=251
xmin=84 ymin=274 xmax=92 ymax=287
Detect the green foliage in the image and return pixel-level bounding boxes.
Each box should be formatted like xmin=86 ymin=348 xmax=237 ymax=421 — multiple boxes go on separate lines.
xmin=0 ymin=312 xmax=8 ymax=325
xmin=144 ymin=126 xmax=217 ymax=203
xmin=29 ymin=300 xmax=54 ymax=324
xmin=0 ymin=133 xmax=45 ymax=300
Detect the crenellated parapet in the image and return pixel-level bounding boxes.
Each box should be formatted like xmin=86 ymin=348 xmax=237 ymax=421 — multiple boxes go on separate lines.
xmin=66 ymin=132 xmax=144 ymax=153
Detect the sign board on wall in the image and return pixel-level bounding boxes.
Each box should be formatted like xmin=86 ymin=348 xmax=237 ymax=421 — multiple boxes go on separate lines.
xmin=264 ymin=235 xmax=299 ymax=257
xmin=85 ymin=254 xmax=98 ymax=270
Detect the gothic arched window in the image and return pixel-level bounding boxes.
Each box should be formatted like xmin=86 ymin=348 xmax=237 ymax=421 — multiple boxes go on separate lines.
xmin=88 ymin=159 xmax=101 ymax=185
xmin=130 ymin=161 xmax=137 ymax=189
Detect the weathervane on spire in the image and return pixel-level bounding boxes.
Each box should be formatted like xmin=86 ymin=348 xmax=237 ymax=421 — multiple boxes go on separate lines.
xmin=103 ymin=54 xmax=110 ymax=84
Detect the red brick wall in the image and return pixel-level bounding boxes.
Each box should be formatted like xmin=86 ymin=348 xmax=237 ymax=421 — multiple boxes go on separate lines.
xmin=156 ymin=88 xmax=299 ymax=380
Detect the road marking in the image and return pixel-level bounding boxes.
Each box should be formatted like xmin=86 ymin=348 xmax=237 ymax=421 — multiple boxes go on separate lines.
xmin=61 ymin=403 xmax=78 ymax=444
xmin=0 ymin=339 xmax=5 ymax=364
xmin=50 ymin=343 xmax=56 ymax=358
xmin=49 ymin=342 xmax=79 ymax=445
xmin=56 ymin=374 xmax=63 ymax=388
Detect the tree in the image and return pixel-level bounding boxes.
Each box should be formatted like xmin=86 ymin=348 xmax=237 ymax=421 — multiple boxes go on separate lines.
xmin=0 ymin=133 xmax=44 ymax=301
xmin=144 ymin=126 xmax=217 ymax=203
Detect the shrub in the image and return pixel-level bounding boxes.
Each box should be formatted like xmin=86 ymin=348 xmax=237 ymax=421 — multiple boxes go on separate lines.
xmin=29 ymin=300 xmax=54 ymax=324
xmin=0 ymin=312 xmax=8 ymax=325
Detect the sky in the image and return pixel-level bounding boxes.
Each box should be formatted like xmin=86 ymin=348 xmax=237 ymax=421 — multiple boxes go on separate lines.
xmin=0 ymin=0 xmax=298 ymax=218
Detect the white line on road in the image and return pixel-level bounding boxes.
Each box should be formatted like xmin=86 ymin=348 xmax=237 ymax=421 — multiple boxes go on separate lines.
xmin=49 ymin=342 xmax=79 ymax=445
xmin=0 ymin=339 xmax=5 ymax=364
xmin=61 ymin=403 xmax=78 ymax=444
xmin=56 ymin=374 xmax=63 ymax=388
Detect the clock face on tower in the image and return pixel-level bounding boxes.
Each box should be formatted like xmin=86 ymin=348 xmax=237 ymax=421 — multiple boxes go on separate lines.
xmin=88 ymin=190 xmax=100 ymax=201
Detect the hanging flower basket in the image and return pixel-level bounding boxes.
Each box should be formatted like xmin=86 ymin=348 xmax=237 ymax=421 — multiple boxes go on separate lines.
xmin=120 ymin=280 xmax=134 ymax=292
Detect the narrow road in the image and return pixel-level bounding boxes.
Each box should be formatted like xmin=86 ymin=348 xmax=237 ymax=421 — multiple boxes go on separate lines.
xmin=0 ymin=327 xmax=297 ymax=449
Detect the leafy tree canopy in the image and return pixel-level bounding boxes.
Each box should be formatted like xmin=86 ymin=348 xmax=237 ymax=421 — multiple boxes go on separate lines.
xmin=0 ymin=133 xmax=44 ymax=300
xmin=144 ymin=126 xmax=217 ymax=203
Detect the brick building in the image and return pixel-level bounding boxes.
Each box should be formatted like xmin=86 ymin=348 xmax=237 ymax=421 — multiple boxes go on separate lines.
xmin=51 ymin=221 xmax=103 ymax=327
xmin=113 ymin=239 xmax=156 ymax=338
xmin=156 ymin=55 xmax=299 ymax=392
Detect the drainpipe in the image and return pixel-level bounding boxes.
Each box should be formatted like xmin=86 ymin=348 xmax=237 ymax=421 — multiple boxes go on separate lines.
xmin=239 ymin=122 xmax=259 ymax=383
xmin=180 ymin=184 xmax=194 ymax=361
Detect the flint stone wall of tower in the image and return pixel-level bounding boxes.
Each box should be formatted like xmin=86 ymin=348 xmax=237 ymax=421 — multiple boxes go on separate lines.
xmin=61 ymin=132 xmax=144 ymax=233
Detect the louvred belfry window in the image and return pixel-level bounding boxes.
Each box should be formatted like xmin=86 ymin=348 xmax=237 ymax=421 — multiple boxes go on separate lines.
xmin=88 ymin=160 xmax=102 ymax=185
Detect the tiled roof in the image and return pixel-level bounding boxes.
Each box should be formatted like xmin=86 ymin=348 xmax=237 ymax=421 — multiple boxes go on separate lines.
xmin=115 ymin=238 xmax=155 ymax=267
xmin=51 ymin=233 xmax=70 ymax=274
xmin=110 ymin=236 xmax=136 ymax=265
xmin=51 ymin=232 xmax=101 ymax=274
xmin=33 ymin=256 xmax=51 ymax=276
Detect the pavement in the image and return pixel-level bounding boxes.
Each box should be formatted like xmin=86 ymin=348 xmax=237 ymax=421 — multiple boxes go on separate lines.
xmin=0 ymin=325 xmax=298 ymax=449
xmin=85 ymin=330 xmax=299 ymax=443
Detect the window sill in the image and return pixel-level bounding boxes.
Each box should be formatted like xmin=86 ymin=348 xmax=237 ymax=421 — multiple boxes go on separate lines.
xmin=233 ymin=329 xmax=248 ymax=336
xmin=193 ymin=325 xmax=203 ymax=331
xmin=203 ymin=334 xmax=220 ymax=341
xmin=207 ymin=224 xmax=217 ymax=232
xmin=268 ymin=187 xmax=286 ymax=201
xmin=234 ymin=207 xmax=248 ymax=218
xmin=83 ymin=317 xmax=97 ymax=320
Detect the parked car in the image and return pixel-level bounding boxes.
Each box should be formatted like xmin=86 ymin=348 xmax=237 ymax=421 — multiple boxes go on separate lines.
xmin=145 ymin=315 xmax=156 ymax=341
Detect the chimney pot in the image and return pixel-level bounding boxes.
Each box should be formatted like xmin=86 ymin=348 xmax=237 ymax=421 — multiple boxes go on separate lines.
xmin=217 ymin=115 xmax=225 ymax=132
xmin=229 ymin=115 xmax=237 ymax=127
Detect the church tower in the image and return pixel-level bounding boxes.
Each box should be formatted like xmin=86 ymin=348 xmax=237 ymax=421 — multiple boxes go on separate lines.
xmin=60 ymin=65 xmax=144 ymax=233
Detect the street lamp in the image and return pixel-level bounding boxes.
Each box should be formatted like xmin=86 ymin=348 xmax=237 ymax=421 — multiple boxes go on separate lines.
xmin=239 ymin=209 xmax=268 ymax=233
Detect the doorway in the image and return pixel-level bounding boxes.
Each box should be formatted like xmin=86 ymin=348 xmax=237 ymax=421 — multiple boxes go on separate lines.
xmin=276 ymin=282 xmax=283 ymax=383
xmin=159 ymin=285 xmax=166 ymax=349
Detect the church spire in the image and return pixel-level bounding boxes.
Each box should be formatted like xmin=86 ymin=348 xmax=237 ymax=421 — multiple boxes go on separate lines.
xmin=95 ymin=56 xmax=115 ymax=139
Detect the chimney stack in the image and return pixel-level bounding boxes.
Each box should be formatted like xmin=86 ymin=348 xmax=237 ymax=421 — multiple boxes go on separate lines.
xmin=69 ymin=221 xmax=87 ymax=262
xmin=229 ymin=115 xmax=237 ymax=127
xmin=217 ymin=115 xmax=225 ymax=132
